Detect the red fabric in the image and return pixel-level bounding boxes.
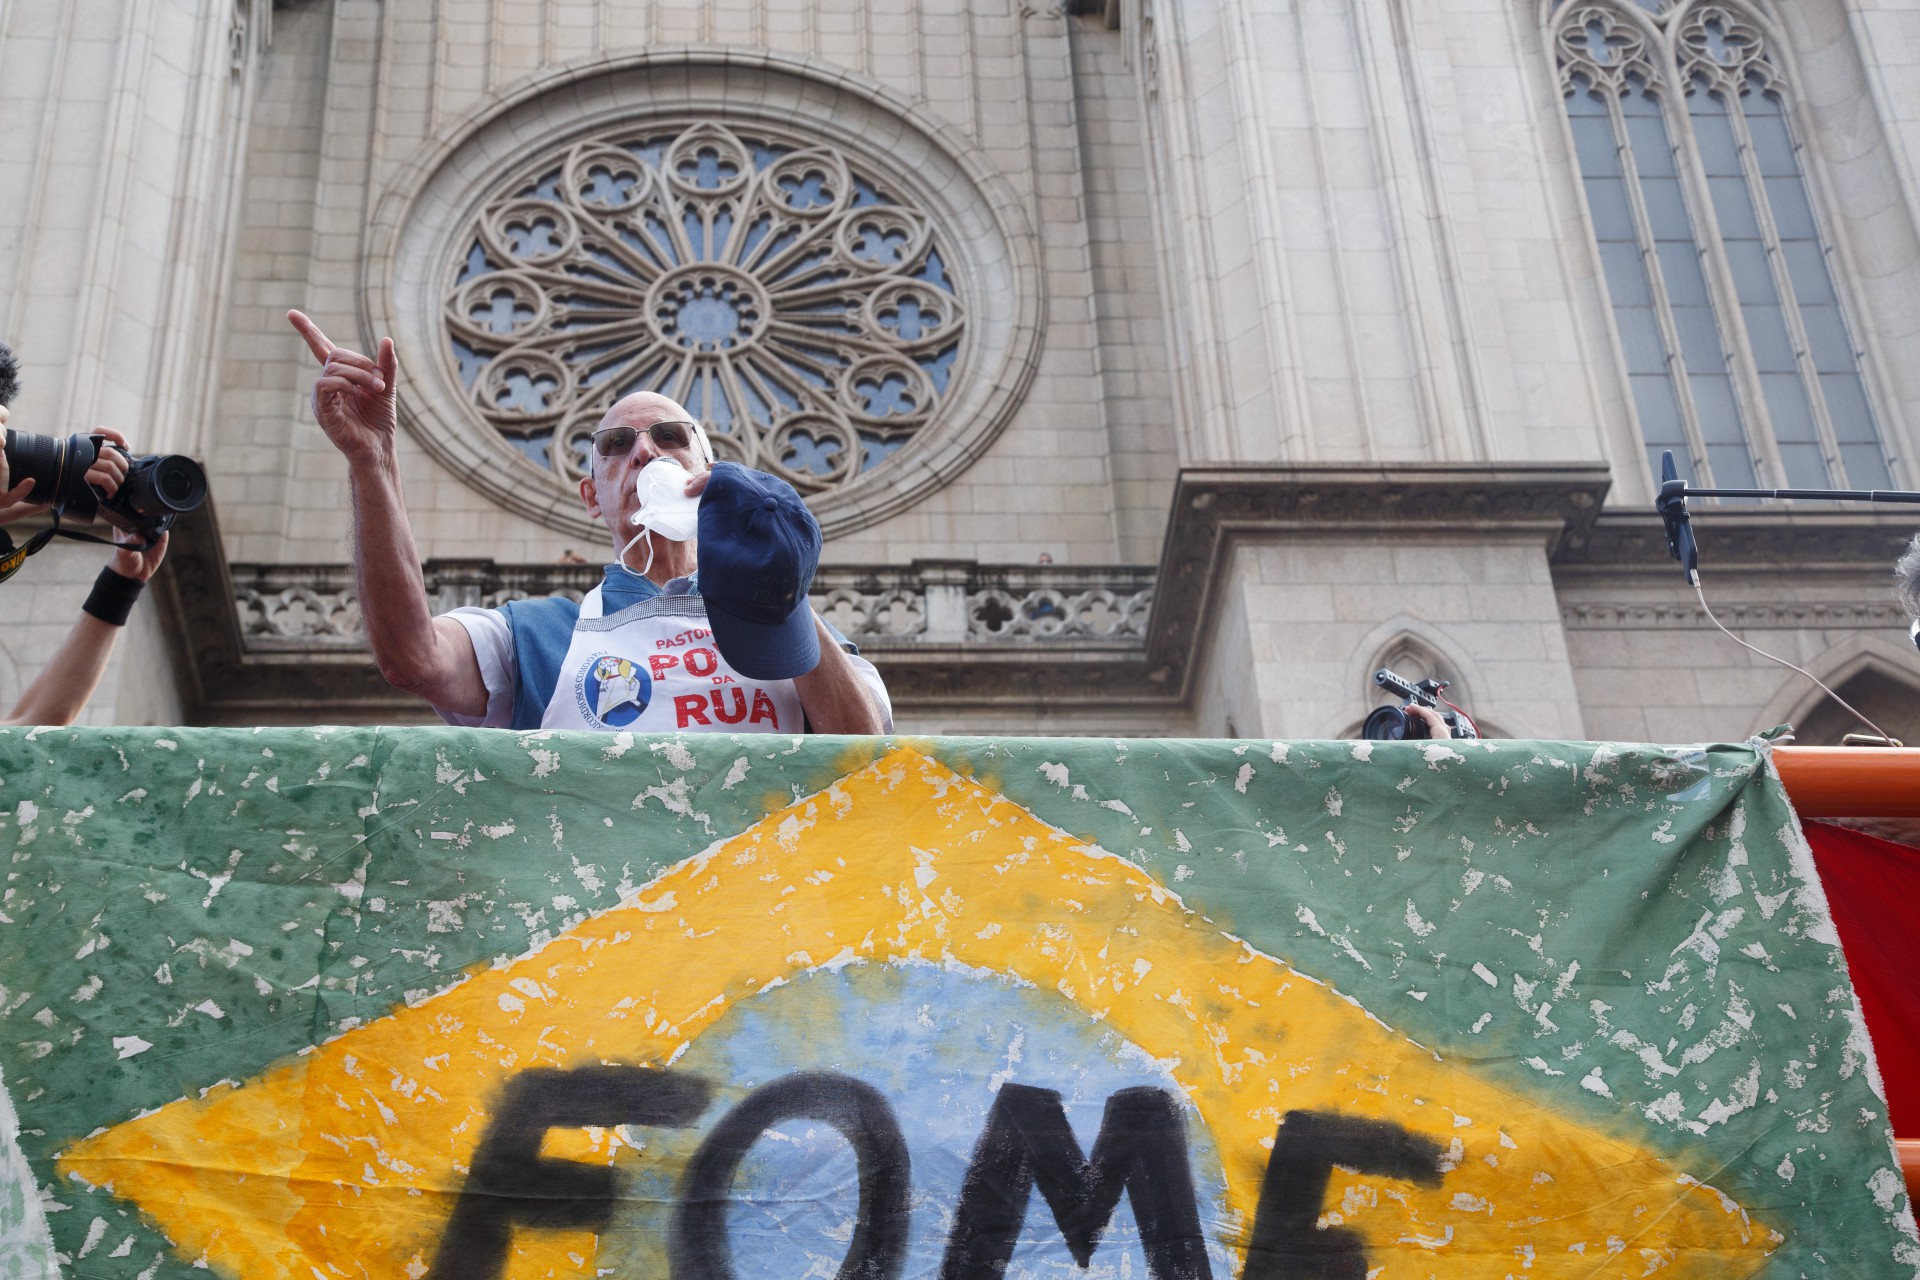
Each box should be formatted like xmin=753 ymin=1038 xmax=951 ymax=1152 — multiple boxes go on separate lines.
xmin=1804 ymin=822 xmax=1920 ymax=1138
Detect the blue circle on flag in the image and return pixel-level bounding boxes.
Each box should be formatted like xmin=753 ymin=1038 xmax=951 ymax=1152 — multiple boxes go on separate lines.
xmin=581 ymin=654 xmax=651 ymax=727
xmin=594 ymin=963 xmax=1236 ymax=1277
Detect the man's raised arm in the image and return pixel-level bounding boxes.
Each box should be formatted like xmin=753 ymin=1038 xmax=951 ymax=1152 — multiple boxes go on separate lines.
xmin=288 ymin=310 xmax=490 ymax=718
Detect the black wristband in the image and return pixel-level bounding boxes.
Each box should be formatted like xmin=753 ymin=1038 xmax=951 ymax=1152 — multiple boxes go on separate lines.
xmin=81 ymin=567 xmax=144 ymax=627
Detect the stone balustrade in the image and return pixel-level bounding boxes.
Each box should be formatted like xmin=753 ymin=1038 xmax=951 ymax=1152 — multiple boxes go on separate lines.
xmin=233 ymin=560 xmax=1155 ymax=652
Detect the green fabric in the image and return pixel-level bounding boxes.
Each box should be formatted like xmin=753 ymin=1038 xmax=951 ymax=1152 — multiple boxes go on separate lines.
xmin=0 ymin=1065 xmax=53 ymax=1280
xmin=0 ymin=727 xmax=1910 ymax=1277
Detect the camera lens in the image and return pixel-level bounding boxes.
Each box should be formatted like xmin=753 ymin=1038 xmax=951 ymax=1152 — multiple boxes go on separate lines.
xmin=1 ymin=430 xmax=99 ymax=514
xmin=114 ymin=454 xmax=207 ymax=520
xmin=151 ymin=457 xmax=207 ymax=511
xmin=1362 ymin=705 xmax=1414 ymax=741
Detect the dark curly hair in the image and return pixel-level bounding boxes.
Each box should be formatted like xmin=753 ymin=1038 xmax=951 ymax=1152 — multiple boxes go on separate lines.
xmin=1897 ymin=531 xmax=1920 ymax=621
xmin=0 ymin=341 xmax=17 ymax=408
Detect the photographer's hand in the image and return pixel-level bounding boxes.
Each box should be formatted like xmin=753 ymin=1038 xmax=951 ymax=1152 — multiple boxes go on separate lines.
xmin=0 ymin=425 xmax=125 ymax=524
xmin=288 ymin=310 xmax=396 ymax=461
xmin=84 ymin=426 xmax=130 ymax=499
xmin=1407 ymin=705 xmax=1452 ymax=739
xmin=108 ymin=524 xmax=168 ymax=582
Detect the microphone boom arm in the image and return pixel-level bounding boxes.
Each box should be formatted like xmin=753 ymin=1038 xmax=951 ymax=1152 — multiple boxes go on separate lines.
xmin=1675 ymin=486 xmax=1920 ymax=503
xmin=1653 ymin=449 xmax=1920 ymax=584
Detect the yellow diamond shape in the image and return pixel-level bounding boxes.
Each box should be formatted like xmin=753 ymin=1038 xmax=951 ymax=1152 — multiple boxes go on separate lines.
xmin=61 ymin=746 xmax=1775 ymax=1277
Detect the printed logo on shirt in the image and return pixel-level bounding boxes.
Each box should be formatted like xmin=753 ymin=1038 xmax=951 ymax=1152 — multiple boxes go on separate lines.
xmin=645 ymin=632 xmax=786 ymax=730
xmin=573 ymin=652 xmax=651 ymax=728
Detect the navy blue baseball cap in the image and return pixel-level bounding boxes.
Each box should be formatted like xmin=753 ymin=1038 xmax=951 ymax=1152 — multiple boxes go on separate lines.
xmin=697 ymin=462 xmax=822 ymax=680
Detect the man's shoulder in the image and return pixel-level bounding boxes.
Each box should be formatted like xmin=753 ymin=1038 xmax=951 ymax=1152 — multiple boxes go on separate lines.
xmin=497 ymin=594 xmax=583 ymax=645
xmin=500 ymin=594 xmax=583 ymax=621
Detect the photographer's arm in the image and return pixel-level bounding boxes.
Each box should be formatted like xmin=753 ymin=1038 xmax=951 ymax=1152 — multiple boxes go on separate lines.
xmin=3 ymin=530 xmax=166 ymax=727
xmin=2 ymin=616 xmax=120 ymax=726
xmin=289 ymin=311 xmax=490 ymax=718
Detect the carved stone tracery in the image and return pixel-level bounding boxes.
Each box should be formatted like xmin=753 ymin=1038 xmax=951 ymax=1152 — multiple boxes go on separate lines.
xmin=1676 ymin=5 xmax=1780 ymax=96
xmin=445 ymin=121 xmax=968 ymax=497
xmin=1554 ymin=0 xmax=1783 ymax=100
xmin=234 ymin=565 xmax=1154 ymax=649
xmin=1555 ymin=4 xmax=1659 ymax=95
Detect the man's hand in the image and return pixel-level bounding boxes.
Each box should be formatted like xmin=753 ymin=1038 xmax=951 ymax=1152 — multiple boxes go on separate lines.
xmin=289 ymin=310 xmax=397 ymax=463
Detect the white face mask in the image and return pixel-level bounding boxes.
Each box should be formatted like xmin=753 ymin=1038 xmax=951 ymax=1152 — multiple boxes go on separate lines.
xmin=619 ymin=458 xmax=700 ymax=576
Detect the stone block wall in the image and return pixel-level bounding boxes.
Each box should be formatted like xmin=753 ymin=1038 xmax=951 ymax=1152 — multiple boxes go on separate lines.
xmin=1193 ymin=536 xmax=1587 ymax=741
xmin=1559 ymin=563 xmax=1918 ymax=744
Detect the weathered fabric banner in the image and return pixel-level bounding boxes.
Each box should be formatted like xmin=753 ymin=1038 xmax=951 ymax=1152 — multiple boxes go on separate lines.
xmin=0 ymin=728 xmax=1910 ymax=1278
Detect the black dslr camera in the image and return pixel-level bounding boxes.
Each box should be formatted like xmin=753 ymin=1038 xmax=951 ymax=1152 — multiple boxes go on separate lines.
xmin=2 ymin=430 xmax=206 ymax=546
xmin=1361 ymin=668 xmax=1478 ymax=741
xmin=0 ymin=342 xmax=205 ymax=551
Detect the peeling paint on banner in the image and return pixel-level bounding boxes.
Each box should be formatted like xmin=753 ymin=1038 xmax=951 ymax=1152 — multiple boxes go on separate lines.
xmin=0 ymin=729 xmax=1910 ymax=1277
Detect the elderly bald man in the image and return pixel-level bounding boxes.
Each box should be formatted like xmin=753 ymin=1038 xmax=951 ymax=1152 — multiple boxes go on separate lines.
xmin=288 ymin=311 xmax=888 ymax=734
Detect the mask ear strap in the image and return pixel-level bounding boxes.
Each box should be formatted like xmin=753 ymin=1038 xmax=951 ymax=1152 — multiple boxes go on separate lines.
xmin=619 ymin=524 xmax=656 ymax=578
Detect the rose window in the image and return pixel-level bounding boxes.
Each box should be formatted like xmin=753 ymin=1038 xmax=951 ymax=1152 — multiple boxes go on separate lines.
xmin=442 ymin=122 xmax=968 ymax=495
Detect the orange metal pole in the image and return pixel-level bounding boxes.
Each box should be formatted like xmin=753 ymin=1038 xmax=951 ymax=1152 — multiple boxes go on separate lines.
xmin=1773 ymin=747 xmax=1920 ymax=818
xmin=1904 ymin=1141 xmax=1920 ymax=1201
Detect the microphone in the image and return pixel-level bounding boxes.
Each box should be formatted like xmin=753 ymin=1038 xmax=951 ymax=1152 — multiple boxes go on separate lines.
xmin=1655 ymin=450 xmax=1698 ymax=585
xmin=1648 ymin=450 xmax=1905 ymax=745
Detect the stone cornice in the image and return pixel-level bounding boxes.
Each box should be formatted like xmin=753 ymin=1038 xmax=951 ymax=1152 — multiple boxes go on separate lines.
xmin=156 ymin=471 xmax=1908 ymax=723
xmin=1560 ymin=601 xmax=1909 ymax=631
xmin=1143 ymin=464 xmax=1615 ymax=699
xmin=156 ymin=503 xmax=412 ymax=723
xmin=1556 ymin=510 xmax=1919 ymax=572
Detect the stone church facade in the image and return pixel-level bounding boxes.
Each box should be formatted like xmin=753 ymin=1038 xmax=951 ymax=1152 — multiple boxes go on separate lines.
xmin=0 ymin=0 xmax=1915 ymax=742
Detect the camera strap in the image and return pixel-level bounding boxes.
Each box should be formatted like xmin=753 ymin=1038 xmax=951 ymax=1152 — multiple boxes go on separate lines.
xmin=0 ymin=512 xmax=122 ymax=584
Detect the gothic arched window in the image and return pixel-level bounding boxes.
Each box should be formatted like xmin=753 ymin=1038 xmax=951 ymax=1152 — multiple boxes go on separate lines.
xmin=1554 ymin=0 xmax=1893 ymax=491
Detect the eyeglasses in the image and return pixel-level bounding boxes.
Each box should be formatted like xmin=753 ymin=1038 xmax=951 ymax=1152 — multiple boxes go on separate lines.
xmin=591 ymin=420 xmax=696 ymax=458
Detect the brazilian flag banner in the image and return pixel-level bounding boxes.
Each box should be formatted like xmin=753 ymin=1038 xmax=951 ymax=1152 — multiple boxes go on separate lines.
xmin=0 ymin=728 xmax=1911 ymax=1278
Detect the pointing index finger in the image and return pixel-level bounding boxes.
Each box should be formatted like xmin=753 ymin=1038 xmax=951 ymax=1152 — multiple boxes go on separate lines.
xmin=288 ymin=310 xmax=335 ymax=365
